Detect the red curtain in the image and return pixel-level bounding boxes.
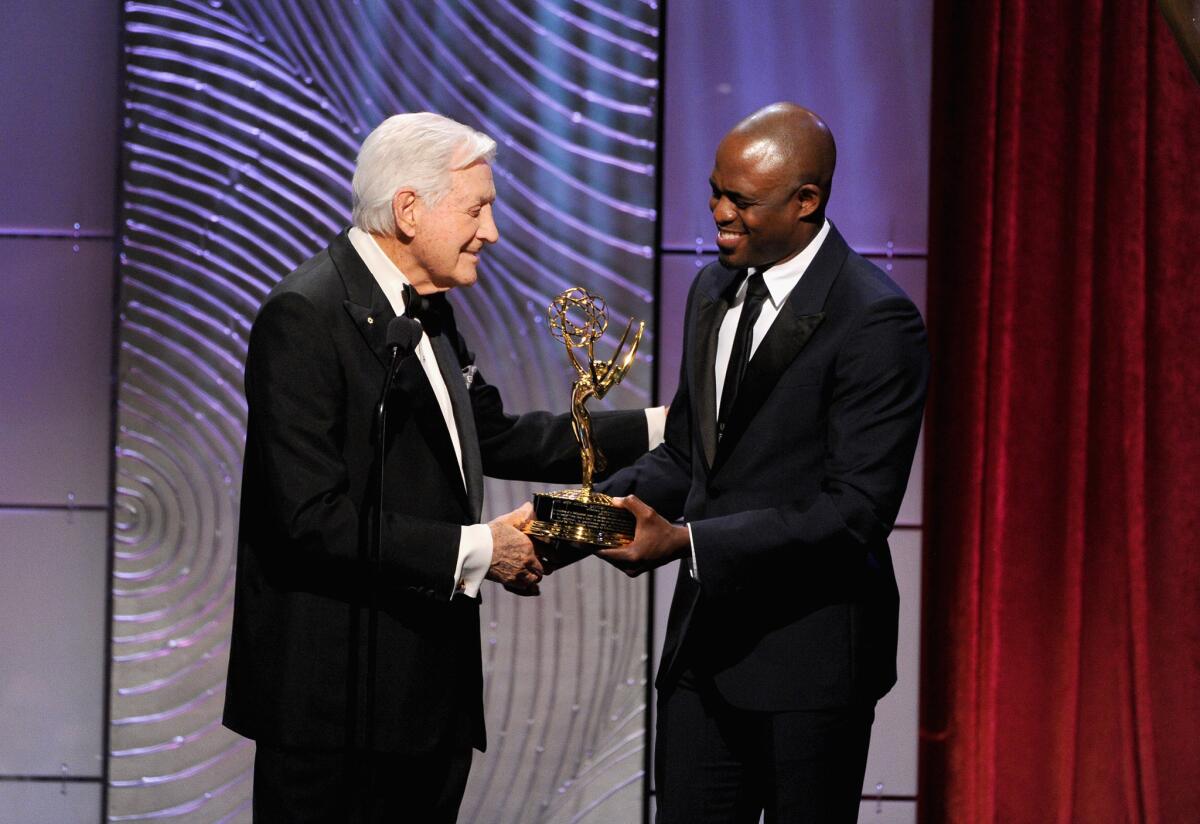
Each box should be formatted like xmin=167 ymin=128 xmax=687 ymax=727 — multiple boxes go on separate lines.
xmin=922 ymin=2 xmax=1200 ymax=822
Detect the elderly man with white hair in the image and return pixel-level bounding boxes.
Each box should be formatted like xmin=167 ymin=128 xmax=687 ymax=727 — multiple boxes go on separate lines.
xmin=223 ymin=113 xmax=661 ymax=822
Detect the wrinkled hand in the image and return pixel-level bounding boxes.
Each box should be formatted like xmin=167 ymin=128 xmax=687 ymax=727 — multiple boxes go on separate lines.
xmin=486 ymin=503 xmax=543 ymax=596
xmin=595 ymin=495 xmax=690 ymax=577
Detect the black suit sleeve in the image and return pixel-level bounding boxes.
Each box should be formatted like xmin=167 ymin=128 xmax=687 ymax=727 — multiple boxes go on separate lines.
xmin=244 ymin=291 xmax=460 ymax=601
xmin=690 ymin=294 xmax=929 ymax=598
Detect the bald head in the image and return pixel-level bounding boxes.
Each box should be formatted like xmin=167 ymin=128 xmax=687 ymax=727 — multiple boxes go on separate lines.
xmin=708 ymin=103 xmax=836 ymax=268
xmin=726 ymin=103 xmax=836 ymax=205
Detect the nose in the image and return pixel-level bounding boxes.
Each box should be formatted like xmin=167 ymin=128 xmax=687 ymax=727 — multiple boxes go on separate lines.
xmin=711 ymin=195 xmax=735 ymax=225
xmin=478 ymin=204 xmax=499 ymax=244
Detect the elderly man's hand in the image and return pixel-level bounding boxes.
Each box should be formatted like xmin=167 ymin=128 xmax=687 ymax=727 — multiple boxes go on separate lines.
xmin=486 ymin=503 xmax=542 ymax=596
xmin=595 ymin=495 xmax=690 ymax=577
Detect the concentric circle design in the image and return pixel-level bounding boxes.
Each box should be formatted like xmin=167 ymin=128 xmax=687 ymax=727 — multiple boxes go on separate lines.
xmin=113 ymin=1 xmax=660 ymax=821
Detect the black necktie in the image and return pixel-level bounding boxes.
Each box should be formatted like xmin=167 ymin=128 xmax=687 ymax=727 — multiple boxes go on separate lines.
xmin=717 ymin=271 xmax=770 ymax=436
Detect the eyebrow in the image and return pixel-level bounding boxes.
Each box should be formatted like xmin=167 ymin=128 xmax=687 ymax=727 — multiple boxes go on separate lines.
xmin=709 ymin=179 xmax=753 ymax=202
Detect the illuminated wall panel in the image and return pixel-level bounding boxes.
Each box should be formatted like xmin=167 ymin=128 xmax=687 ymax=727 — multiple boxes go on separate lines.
xmin=0 ymin=510 xmax=108 ymax=777
xmin=0 ymin=239 xmax=115 ymax=507
xmin=112 ymin=2 xmax=661 ymax=821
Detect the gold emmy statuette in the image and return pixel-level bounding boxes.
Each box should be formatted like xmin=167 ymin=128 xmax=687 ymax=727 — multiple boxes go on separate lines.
xmin=522 ymin=287 xmax=644 ymax=549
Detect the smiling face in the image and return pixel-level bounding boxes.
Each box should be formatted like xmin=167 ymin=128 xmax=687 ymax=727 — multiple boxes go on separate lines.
xmin=708 ymin=133 xmax=823 ymax=271
xmin=403 ymin=161 xmax=499 ymax=292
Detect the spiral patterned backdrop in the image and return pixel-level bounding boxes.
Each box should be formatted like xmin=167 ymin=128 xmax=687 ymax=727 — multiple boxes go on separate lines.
xmin=110 ymin=1 xmax=661 ymax=820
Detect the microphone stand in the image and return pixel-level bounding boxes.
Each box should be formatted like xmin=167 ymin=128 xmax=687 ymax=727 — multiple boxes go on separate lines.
xmin=363 ymin=315 xmax=421 ymax=812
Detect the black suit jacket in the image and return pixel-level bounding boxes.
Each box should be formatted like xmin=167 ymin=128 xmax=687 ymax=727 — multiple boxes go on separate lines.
xmin=223 ymin=231 xmax=648 ymax=753
xmin=603 ymin=223 xmax=928 ymax=711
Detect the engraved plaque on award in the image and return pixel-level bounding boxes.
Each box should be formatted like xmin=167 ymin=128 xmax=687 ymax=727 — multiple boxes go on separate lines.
xmin=522 ymin=288 xmax=644 ymax=549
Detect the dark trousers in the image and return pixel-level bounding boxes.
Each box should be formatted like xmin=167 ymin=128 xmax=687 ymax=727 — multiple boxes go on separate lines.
xmin=252 ymin=741 xmax=472 ymax=823
xmin=655 ymin=670 xmax=874 ymax=824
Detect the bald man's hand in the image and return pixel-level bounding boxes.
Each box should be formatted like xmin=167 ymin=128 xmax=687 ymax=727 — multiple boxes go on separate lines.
xmin=595 ymin=495 xmax=690 ymax=577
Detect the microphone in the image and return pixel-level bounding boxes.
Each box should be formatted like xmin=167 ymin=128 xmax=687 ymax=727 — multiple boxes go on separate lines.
xmin=387 ymin=314 xmax=423 ymax=359
xmin=375 ymin=316 xmax=423 ymax=427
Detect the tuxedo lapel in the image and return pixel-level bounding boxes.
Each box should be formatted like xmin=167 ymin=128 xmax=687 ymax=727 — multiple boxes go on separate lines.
xmin=429 ymin=323 xmax=483 ymax=522
xmin=343 ymin=298 xmax=395 ymax=368
xmin=390 ymin=352 xmax=471 ymax=514
xmin=332 ymin=230 xmax=397 ymax=368
xmin=691 ymin=265 xmax=739 ymax=470
xmin=710 ymin=225 xmax=850 ymax=473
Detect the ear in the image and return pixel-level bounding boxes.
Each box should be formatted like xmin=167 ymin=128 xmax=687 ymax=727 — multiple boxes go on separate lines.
xmin=793 ymin=182 xmax=823 ymax=219
xmin=392 ymin=189 xmax=420 ymax=238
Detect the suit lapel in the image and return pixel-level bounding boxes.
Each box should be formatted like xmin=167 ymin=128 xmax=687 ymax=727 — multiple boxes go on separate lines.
xmin=391 ymin=352 xmax=471 ymax=514
xmin=691 ymin=265 xmax=739 ymax=470
xmin=428 ymin=315 xmax=483 ymax=522
xmin=710 ymin=224 xmax=850 ymax=473
xmin=332 ymin=231 xmax=397 ymax=368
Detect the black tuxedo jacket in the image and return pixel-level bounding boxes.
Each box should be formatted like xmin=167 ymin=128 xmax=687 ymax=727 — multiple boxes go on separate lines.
xmin=223 ymin=231 xmax=648 ymax=753
xmin=603 ymin=224 xmax=928 ymax=711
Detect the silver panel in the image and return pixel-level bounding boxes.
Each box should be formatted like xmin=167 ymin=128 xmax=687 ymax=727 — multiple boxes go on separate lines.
xmin=0 ymin=509 xmax=108 ymax=776
xmin=656 ymin=254 xmax=707 ymax=402
xmin=658 ymin=798 xmax=918 ymax=823
xmin=868 ymin=258 xmax=926 ymax=528
xmin=0 ymin=781 xmax=102 ymax=824
xmin=858 ymin=799 xmax=917 ymax=824
xmin=863 ymin=528 xmax=921 ymax=797
xmin=0 ymin=238 xmax=115 ymax=507
xmin=0 ymin=1 xmax=120 ymax=232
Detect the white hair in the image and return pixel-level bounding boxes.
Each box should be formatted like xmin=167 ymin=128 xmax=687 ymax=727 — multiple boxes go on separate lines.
xmin=351 ymin=113 xmax=497 ymax=235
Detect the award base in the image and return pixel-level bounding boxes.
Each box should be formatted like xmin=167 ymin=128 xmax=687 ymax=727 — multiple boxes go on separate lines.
xmin=522 ymin=489 xmax=635 ymax=549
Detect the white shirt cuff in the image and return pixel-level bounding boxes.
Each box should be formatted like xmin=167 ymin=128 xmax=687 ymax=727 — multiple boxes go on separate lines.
xmin=645 ymin=406 xmax=668 ymax=450
xmin=686 ymin=522 xmax=699 ymax=582
xmin=453 ymin=523 xmax=493 ymax=598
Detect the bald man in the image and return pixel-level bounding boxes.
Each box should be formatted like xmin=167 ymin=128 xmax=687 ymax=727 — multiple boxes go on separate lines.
xmin=596 ymin=104 xmax=929 ymax=822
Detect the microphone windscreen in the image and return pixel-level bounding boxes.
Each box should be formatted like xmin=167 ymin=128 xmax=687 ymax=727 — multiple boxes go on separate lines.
xmin=386 ymin=316 xmax=423 ymax=357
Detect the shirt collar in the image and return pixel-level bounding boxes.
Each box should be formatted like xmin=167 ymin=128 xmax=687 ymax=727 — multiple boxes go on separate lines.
xmin=747 ymin=218 xmax=831 ymax=308
xmin=347 ymin=226 xmax=412 ymax=316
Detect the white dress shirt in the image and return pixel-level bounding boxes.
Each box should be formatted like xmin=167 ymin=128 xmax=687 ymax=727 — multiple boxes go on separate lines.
xmin=687 ymin=219 xmax=832 ymax=580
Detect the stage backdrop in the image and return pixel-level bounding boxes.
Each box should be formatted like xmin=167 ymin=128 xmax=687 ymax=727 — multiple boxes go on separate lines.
xmin=109 ymin=2 xmax=660 ymax=821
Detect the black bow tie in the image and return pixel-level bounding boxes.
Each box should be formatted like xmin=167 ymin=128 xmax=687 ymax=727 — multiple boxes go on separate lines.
xmin=401 ymin=284 xmax=432 ymax=318
xmin=401 ymin=284 xmax=443 ymax=335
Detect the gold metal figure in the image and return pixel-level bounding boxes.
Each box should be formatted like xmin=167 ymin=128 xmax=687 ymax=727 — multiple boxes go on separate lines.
xmin=547 ymin=288 xmax=644 ymax=500
xmin=522 ymin=288 xmax=644 ymax=548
